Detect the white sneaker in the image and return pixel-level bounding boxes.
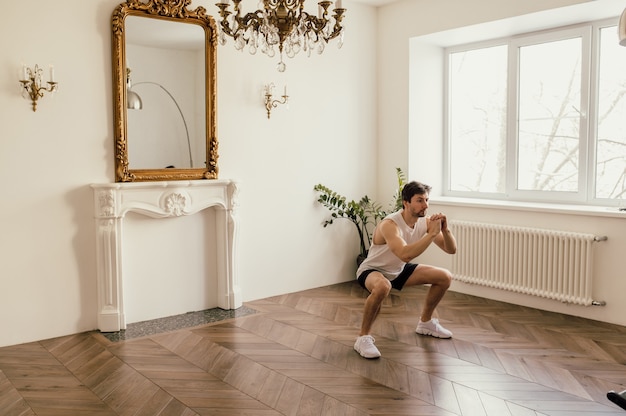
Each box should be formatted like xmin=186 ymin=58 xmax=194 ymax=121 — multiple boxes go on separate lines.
xmin=354 ymin=335 xmax=381 ymax=358
xmin=416 ymin=318 xmax=453 ymax=339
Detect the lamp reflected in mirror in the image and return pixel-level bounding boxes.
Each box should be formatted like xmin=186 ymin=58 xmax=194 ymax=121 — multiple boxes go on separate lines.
xmin=617 ymin=9 xmax=626 ymax=46
xmin=127 ymin=90 xmax=142 ymax=110
xmin=126 ymin=68 xmax=193 ymax=168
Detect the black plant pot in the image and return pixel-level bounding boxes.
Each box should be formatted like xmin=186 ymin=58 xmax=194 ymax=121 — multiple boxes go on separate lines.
xmin=356 ymin=252 xmax=368 ymax=267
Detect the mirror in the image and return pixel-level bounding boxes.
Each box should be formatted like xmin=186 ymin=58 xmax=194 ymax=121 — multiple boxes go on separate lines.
xmin=112 ymin=0 xmax=218 ymax=182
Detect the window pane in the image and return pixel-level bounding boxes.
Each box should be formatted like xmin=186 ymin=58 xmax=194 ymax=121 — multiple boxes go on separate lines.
xmin=595 ymin=26 xmax=626 ymax=200
xmin=448 ymin=45 xmax=507 ymax=193
xmin=517 ymin=38 xmax=581 ymax=192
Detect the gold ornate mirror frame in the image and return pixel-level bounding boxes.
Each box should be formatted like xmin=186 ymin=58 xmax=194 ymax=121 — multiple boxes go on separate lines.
xmin=112 ymin=0 xmax=218 ymax=182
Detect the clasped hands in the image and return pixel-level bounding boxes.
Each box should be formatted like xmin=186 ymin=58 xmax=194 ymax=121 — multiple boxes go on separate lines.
xmin=428 ymin=212 xmax=448 ymax=234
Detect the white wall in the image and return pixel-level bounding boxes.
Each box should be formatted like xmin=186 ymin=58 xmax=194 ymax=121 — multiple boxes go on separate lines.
xmin=0 ymin=0 xmax=120 ymax=348
xmin=0 ymin=0 xmax=377 ymax=347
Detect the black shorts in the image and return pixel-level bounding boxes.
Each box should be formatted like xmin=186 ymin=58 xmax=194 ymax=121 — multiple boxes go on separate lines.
xmin=357 ymin=263 xmax=418 ymax=291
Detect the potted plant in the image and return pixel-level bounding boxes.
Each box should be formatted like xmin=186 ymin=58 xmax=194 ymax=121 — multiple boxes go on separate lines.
xmin=313 ymin=168 xmax=406 ymax=264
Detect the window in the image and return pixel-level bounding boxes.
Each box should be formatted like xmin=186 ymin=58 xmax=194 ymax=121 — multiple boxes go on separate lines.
xmin=448 ymin=45 xmax=507 ymax=194
xmin=445 ymin=20 xmax=626 ymax=206
xmin=596 ymin=25 xmax=626 ymax=201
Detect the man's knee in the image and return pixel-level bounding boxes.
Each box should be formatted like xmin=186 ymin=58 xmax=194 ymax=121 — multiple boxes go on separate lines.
xmin=370 ymin=278 xmax=392 ymax=298
xmin=428 ymin=267 xmax=452 ymax=289
xmin=439 ymin=268 xmax=452 ymax=288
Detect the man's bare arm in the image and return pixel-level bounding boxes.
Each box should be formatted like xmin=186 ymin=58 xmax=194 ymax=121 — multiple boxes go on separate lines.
xmin=430 ymin=213 xmax=457 ymax=254
xmin=378 ymin=219 xmax=442 ymax=262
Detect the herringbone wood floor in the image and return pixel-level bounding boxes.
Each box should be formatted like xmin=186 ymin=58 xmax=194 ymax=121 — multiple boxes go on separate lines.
xmin=2 ymin=281 xmax=626 ymax=415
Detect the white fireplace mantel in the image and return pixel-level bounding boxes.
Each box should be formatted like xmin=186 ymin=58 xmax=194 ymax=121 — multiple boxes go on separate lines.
xmin=90 ymin=179 xmax=241 ymax=332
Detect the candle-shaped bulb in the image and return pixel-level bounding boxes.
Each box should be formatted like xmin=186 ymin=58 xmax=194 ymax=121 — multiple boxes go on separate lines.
xmin=283 ymin=85 xmax=287 ymax=97
xmin=22 ymin=65 xmax=27 ymax=81
xmin=49 ymin=65 xmax=55 ymax=82
xmin=335 ymin=0 xmax=343 ymax=8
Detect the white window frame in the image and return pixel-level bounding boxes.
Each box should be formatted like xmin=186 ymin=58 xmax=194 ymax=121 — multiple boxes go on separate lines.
xmin=442 ymin=22 xmax=614 ymax=205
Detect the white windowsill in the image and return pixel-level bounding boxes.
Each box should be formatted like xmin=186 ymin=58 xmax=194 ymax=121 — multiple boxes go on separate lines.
xmin=429 ymin=196 xmax=626 ymax=219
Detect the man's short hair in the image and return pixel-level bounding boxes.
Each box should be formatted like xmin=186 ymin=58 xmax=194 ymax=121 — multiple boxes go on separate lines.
xmin=401 ymin=181 xmax=432 ymax=203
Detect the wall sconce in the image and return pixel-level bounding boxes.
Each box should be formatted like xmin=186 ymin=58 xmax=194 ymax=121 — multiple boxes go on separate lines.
xmin=264 ymin=83 xmax=288 ymax=119
xmin=19 ymin=64 xmax=58 ymax=112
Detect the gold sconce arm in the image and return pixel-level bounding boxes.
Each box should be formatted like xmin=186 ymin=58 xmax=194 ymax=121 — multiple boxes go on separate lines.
xmin=264 ymin=83 xmax=288 ymax=119
xmin=19 ymin=64 xmax=58 ymax=112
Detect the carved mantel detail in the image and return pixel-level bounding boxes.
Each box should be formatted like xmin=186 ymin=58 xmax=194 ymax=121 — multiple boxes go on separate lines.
xmin=163 ymin=192 xmax=188 ymax=216
xmin=90 ymin=180 xmax=240 ymax=332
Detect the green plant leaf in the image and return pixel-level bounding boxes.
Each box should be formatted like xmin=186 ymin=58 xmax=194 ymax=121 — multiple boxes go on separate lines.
xmin=312 ymin=168 xmax=406 ymax=258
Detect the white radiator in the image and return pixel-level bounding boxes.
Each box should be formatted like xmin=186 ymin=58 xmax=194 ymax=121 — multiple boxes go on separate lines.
xmin=449 ymin=220 xmax=606 ymax=306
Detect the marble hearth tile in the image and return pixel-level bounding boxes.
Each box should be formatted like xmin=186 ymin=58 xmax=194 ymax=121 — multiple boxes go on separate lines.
xmin=102 ymin=306 xmax=257 ymax=342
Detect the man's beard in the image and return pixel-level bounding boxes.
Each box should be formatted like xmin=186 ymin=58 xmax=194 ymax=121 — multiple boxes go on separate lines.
xmin=410 ymin=207 xmax=426 ymax=218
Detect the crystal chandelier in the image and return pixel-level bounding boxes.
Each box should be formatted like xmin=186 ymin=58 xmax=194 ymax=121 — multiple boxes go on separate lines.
xmin=215 ymin=0 xmax=347 ymax=72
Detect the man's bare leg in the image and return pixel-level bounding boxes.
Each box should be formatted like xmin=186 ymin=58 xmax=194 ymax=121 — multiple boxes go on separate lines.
xmin=403 ymin=264 xmax=453 ymax=338
xmin=360 ymin=273 xmax=391 ymax=335
xmin=420 ymin=282 xmax=449 ymax=322
xmin=354 ymin=272 xmax=391 ymax=358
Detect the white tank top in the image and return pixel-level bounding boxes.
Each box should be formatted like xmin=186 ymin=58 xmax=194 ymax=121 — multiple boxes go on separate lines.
xmin=356 ymin=210 xmax=428 ymax=280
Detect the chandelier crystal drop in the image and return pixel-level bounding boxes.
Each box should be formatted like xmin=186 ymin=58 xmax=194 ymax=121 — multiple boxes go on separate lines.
xmin=215 ymin=0 xmax=346 ymax=72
